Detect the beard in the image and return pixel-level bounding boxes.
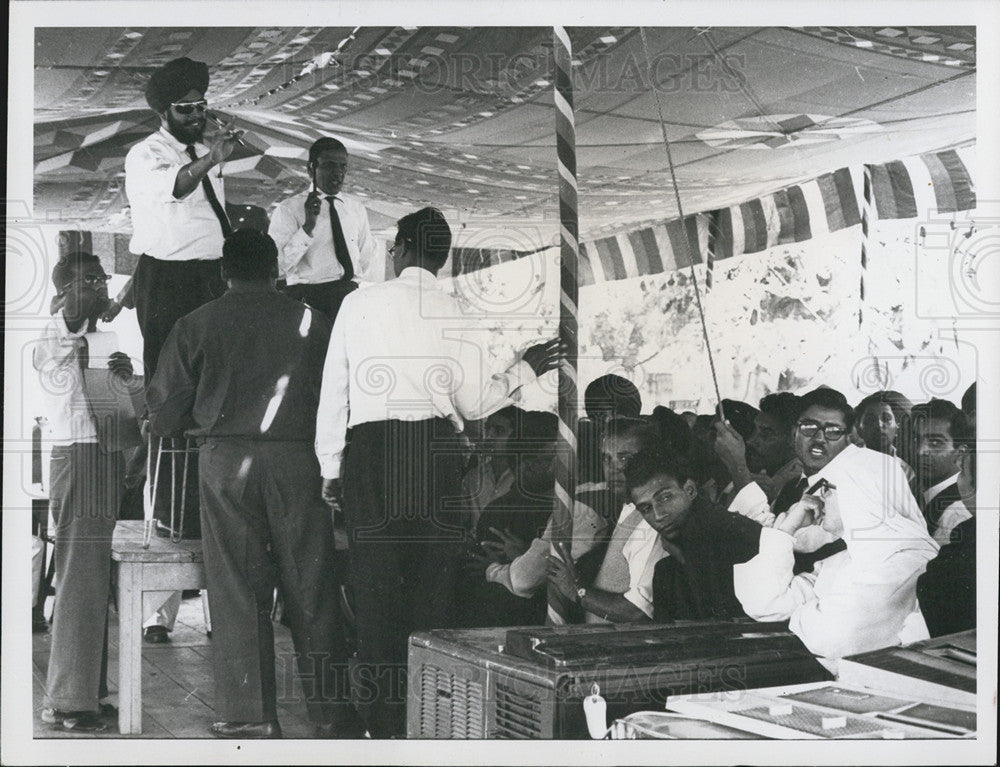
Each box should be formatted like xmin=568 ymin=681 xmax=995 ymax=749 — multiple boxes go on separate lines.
xmin=165 ymin=111 xmax=205 ymax=145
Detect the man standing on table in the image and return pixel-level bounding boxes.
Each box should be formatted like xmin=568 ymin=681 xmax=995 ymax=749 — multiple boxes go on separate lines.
xmin=316 ymin=207 xmax=562 ymax=737
xmin=108 ymin=56 xmax=242 ymax=380
xmin=107 ymin=56 xmax=243 ymax=643
xmin=268 ymin=137 xmax=383 ymax=322
xmin=147 ymin=229 xmax=361 ymax=739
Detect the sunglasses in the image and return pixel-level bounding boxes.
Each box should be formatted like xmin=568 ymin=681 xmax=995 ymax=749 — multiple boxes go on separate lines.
xmin=171 ymin=100 xmax=208 ymax=115
xmin=61 ymin=274 xmax=110 ymax=292
xmin=796 ymin=421 xmax=847 ymax=441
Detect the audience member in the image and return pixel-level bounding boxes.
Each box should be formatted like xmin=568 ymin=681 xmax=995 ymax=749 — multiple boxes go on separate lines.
xmin=910 ymin=399 xmax=972 ymax=544
xmin=734 ymin=435 xmax=938 ymax=661
xmin=714 ymin=392 xmax=801 ymax=504
xmin=579 ymin=374 xmax=642 ymax=487
xmin=461 ymin=405 xmax=519 ymax=533
xmin=854 ymin=390 xmax=916 ymax=490
xmin=916 ymin=421 xmax=976 ymax=638
xmin=623 ymin=450 xmax=762 ymax=623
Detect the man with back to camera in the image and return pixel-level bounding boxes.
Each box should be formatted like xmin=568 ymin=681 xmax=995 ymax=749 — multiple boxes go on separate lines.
xmin=37 ymin=252 xmax=134 ymax=732
xmin=315 ymin=207 xmax=562 ymax=737
xmin=268 ymin=137 xmax=383 ymax=322
xmin=146 ymin=229 xmax=360 ymax=739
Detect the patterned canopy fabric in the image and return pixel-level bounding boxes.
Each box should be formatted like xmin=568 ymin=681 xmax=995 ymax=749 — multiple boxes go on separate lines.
xmin=36 ymin=26 xmax=975 ymax=256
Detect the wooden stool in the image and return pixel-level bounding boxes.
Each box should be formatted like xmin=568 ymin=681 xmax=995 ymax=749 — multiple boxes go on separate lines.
xmin=111 ymin=520 xmax=205 ymax=735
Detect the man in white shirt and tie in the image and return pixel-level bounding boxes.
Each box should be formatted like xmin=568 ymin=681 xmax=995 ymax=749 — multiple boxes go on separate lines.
xmin=315 ymin=207 xmax=560 ymax=737
xmin=109 ymin=56 xmax=242 ymax=643
xmin=268 ymin=137 xmax=383 ymax=322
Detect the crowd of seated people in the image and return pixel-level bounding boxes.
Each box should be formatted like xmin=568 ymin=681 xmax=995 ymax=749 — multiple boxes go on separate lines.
xmin=454 ymin=376 xmax=978 ymax=665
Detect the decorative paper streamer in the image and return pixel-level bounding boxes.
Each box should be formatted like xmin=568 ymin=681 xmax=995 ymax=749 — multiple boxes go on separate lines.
xmin=547 ymin=26 xmax=581 ymax=626
xmin=859 ymin=164 xmax=873 ymax=328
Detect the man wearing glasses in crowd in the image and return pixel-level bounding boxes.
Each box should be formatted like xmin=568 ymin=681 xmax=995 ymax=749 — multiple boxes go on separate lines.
xmin=269 ymin=137 xmax=384 ymax=323
xmin=720 ymin=387 xmax=857 ymax=570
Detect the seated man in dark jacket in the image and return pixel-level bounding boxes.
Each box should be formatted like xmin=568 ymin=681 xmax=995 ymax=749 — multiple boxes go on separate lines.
xmin=916 ymin=424 xmax=976 ymax=637
xmin=623 ymin=448 xmax=762 ymax=623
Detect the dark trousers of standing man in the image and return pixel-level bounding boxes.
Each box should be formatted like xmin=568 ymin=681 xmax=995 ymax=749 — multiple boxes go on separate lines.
xmin=132 ymin=255 xmax=226 ymax=384
xmin=43 ymin=443 xmax=124 ymax=712
xmin=283 ymin=279 xmax=357 ymax=325
xmin=198 ymin=439 xmax=353 ymax=725
xmin=342 ymin=418 xmax=468 ymax=738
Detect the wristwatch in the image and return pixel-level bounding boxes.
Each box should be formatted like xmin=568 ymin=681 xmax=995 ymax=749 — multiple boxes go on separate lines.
xmin=576 ymin=586 xmax=587 ymax=602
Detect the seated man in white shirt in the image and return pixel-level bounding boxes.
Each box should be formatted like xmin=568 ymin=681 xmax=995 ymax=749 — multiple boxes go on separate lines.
xmin=910 ymin=399 xmax=972 ymax=545
xmin=720 ymin=387 xmax=864 ymax=571
xmin=268 ymin=137 xmax=384 ymax=322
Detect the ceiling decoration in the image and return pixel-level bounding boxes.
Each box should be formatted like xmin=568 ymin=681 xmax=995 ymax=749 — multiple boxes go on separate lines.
xmin=34 ymin=26 xmax=975 ymax=241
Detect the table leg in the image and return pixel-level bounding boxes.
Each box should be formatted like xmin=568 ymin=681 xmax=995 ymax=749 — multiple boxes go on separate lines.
xmin=117 ymin=562 xmax=144 ymax=735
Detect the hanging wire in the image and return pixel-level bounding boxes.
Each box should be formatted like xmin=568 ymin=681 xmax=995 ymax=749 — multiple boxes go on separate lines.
xmin=638 ymin=27 xmax=722 ymax=406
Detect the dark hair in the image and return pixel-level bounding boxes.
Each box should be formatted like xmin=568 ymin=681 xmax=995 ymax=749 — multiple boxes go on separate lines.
xmin=854 ymin=390 xmax=913 ymax=424
xmin=650 ymin=405 xmax=691 ymax=454
xmin=624 ymin=448 xmax=695 ymax=497
xmin=52 ymin=251 xmax=103 ymax=292
xmin=961 ymin=382 xmax=976 ymax=418
xmin=514 ymin=410 xmax=559 ymax=445
xmin=396 ymin=207 xmax=452 ymax=269
xmin=796 ymin=386 xmax=854 ymax=431
xmin=758 ymin=392 xmax=800 ymax=435
xmin=910 ymin=399 xmax=971 ymax=445
xmin=308 ymin=136 xmax=347 ymax=166
xmin=221 ymin=229 xmax=278 ymax=281
xmin=718 ymin=399 xmax=758 ymax=440
xmin=584 ymin=374 xmax=641 ymax=420
xmin=604 ymin=416 xmax=658 ymax=451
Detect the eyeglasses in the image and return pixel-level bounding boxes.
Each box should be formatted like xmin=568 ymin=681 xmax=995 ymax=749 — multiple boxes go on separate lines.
xmin=171 ymin=100 xmax=208 ymax=115
xmin=796 ymin=420 xmax=847 ymax=441
xmin=62 ymin=274 xmax=110 ymax=291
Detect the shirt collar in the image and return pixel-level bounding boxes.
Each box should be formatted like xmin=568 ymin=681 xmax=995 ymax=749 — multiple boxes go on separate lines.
xmin=398 ymin=266 xmax=439 ymax=283
xmin=56 ymin=311 xmax=90 ymax=340
xmin=923 ymin=473 xmax=960 ymax=503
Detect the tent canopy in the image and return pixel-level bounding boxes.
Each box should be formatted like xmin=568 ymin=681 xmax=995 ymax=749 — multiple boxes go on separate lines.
xmin=34 ymin=26 xmax=975 ymax=240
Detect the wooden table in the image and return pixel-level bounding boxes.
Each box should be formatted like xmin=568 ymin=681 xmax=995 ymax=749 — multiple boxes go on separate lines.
xmin=111 ymin=520 xmax=205 ymax=735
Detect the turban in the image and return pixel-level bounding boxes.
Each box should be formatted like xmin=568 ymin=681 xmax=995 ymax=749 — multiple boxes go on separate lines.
xmin=145 ymin=57 xmax=210 ymax=113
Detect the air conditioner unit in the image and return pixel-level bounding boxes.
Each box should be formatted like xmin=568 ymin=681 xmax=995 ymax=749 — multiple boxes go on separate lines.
xmin=407 ymin=620 xmax=831 ymax=739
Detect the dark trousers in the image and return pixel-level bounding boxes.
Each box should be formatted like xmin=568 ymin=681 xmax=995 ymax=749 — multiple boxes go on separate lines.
xmin=43 ymin=443 xmax=124 ymax=711
xmin=342 ymin=419 xmax=467 ymax=738
xmin=198 ymin=439 xmax=351 ymax=724
xmin=133 ymin=255 xmax=225 ymax=385
xmin=283 ymin=279 xmax=357 ymax=324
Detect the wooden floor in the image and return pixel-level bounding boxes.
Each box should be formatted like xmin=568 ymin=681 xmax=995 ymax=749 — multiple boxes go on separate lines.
xmin=32 ymin=593 xmax=318 ymax=739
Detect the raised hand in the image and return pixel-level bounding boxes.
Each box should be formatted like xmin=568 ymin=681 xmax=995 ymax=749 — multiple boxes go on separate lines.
xmin=520 ymin=338 xmax=566 ymax=377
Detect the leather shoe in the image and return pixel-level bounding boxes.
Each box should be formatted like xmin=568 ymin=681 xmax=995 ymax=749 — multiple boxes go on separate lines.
xmin=209 ymin=720 xmax=282 ymax=739
xmin=42 ymin=708 xmax=109 ymax=733
xmin=143 ymin=626 xmax=170 ymax=644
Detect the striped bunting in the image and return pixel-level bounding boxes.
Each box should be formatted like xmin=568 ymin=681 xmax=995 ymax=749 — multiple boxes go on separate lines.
xmin=575 ymin=148 xmax=975 ymax=286
xmin=442 ymin=148 xmax=976 ymax=284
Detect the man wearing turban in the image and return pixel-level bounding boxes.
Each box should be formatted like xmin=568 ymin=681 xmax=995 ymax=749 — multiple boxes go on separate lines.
xmin=109 ymin=58 xmax=243 ymax=645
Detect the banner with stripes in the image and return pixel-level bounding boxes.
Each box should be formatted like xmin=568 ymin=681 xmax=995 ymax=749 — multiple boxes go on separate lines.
xmin=443 ymin=146 xmax=975 ymax=283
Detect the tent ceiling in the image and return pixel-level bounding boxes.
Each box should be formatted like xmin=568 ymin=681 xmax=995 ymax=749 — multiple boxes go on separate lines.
xmin=34 ymin=26 xmax=975 ymax=238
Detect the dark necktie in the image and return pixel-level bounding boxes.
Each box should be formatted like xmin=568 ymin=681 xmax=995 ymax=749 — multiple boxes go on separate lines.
xmin=185 ymin=146 xmax=232 ymax=237
xmin=326 ymin=196 xmax=354 ymax=281
xmin=771 ymin=476 xmax=809 ymax=517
